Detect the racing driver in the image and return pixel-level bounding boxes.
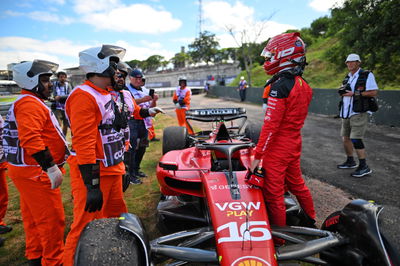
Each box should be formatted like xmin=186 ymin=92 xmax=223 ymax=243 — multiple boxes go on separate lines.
xmin=250 ymin=32 xmax=316 ymax=235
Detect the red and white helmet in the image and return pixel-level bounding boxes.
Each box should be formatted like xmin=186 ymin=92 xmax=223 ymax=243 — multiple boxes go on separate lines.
xmin=260 ymin=32 xmax=306 ymax=75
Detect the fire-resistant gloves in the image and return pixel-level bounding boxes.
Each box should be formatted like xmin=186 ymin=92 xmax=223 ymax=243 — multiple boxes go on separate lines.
xmin=47 ymin=165 xmax=63 ymax=189
xmin=149 ymin=107 xmax=165 ymax=115
xmin=79 ymin=163 xmax=103 ymax=213
xmin=174 ymin=103 xmax=181 ymax=109
xmin=262 ymin=103 xmax=268 ymax=112
xmin=32 ymin=147 xmax=63 ymax=189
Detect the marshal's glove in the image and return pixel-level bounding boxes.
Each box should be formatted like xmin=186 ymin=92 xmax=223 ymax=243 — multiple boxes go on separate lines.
xmin=79 ymin=163 xmax=103 ymax=213
xmin=32 ymin=147 xmax=63 ymax=189
xmin=149 ymin=107 xmax=165 ymax=116
xmin=47 ymin=165 xmax=63 ymax=189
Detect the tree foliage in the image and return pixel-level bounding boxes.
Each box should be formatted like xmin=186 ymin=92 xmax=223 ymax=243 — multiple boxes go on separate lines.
xmin=188 ymin=31 xmax=219 ymax=65
xmin=171 ymin=51 xmax=191 ymax=69
xmin=324 ymin=0 xmax=400 ymax=86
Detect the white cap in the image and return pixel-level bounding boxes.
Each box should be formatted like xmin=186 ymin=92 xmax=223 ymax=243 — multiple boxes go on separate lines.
xmin=345 ymin=53 xmax=361 ymax=63
xmin=240 ymin=76 xmax=245 ymax=80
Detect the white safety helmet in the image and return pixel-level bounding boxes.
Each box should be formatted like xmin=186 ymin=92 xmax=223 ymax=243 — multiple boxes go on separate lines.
xmin=79 ymin=44 xmax=126 ymax=77
xmin=240 ymin=76 xmax=245 ymax=80
xmin=13 ymin=60 xmax=58 ymax=90
xmin=178 ymin=76 xmax=187 ymax=82
xmin=345 ymin=53 xmax=361 ymax=63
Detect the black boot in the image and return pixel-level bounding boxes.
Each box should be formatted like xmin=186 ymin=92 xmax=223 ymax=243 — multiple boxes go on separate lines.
xmin=0 ymin=224 xmax=12 ymax=234
xmin=28 ymin=257 xmax=42 ymax=266
xmin=299 ymin=211 xmax=317 ymax=228
xmin=0 ymin=237 xmax=4 ymax=247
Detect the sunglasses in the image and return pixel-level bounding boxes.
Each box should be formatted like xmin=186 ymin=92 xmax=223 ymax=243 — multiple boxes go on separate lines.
xmin=116 ymin=73 xmax=126 ymax=79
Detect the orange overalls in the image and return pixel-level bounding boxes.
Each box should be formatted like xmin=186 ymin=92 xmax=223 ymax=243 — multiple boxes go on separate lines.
xmin=172 ymin=87 xmax=193 ymax=134
xmin=7 ymin=90 xmax=66 ymax=265
xmin=0 ymin=116 xmax=8 ymax=228
xmin=0 ymin=162 xmax=8 ymax=227
xmin=63 ymin=80 xmax=128 ymax=266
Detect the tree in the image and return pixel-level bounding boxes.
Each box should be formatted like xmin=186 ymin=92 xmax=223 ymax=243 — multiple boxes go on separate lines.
xmin=226 ymin=15 xmax=273 ymax=87
xmin=126 ymin=59 xmax=142 ymax=69
xmin=310 ymin=16 xmax=330 ymax=37
xmin=171 ymin=51 xmax=191 ymax=69
xmin=144 ymin=55 xmax=164 ymax=72
xmin=324 ymin=0 xmax=400 ymax=86
xmin=188 ymin=31 xmax=219 ymax=65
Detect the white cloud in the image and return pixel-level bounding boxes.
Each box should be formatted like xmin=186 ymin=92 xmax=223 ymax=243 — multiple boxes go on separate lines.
xmin=4 ymin=10 xmax=74 ymax=24
xmin=114 ymin=40 xmax=175 ymax=61
xmin=203 ymin=1 xmax=254 ymax=32
xmin=217 ymin=21 xmax=297 ymax=48
xmin=0 ymin=37 xmax=91 ymax=69
xmin=73 ymin=0 xmax=120 ymax=14
xmin=27 ymin=11 xmax=74 ymax=24
xmin=82 ymin=5 xmax=181 ymax=34
xmin=0 ymin=36 xmax=177 ymax=69
xmin=202 ymin=1 xmax=296 ymax=47
xmin=73 ymin=1 xmax=181 ymax=34
xmin=46 ymin=0 xmax=66 ymax=4
xmin=309 ymin=0 xmax=345 ymax=12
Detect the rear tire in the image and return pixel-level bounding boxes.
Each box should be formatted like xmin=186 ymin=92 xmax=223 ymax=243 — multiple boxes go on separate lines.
xmin=162 ymin=126 xmax=188 ymax=154
xmin=75 ymin=218 xmax=140 ymax=265
xmin=320 ymin=211 xmax=400 ymax=266
xmin=245 ymin=123 xmax=261 ymax=144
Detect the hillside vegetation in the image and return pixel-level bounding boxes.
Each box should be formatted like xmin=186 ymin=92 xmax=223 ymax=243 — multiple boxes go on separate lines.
xmin=230 ymin=0 xmax=400 ymax=90
xmin=230 ymin=37 xmax=349 ymax=89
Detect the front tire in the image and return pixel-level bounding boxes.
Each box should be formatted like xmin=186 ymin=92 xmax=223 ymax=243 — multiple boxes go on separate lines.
xmin=162 ymin=126 xmax=188 ymax=154
xmin=245 ymin=123 xmax=261 ymax=144
xmin=75 ymin=218 xmax=140 ymax=265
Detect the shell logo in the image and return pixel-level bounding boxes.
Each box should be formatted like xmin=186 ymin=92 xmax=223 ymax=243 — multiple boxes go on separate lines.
xmin=231 ymin=256 xmax=271 ymax=266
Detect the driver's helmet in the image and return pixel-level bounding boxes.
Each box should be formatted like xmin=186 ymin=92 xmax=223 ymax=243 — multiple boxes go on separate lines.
xmin=117 ymin=61 xmax=132 ymax=77
xmin=261 ymin=32 xmax=306 ymax=75
xmin=13 ymin=59 xmax=58 ymax=90
xmin=79 ymin=44 xmax=126 ymax=77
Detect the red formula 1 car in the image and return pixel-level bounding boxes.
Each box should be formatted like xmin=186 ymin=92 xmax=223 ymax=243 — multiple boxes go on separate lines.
xmin=74 ymin=108 xmax=399 ymax=266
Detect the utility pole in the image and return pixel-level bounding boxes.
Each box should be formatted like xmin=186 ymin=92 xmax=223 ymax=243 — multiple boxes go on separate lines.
xmin=197 ymin=0 xmax=203 ymax=37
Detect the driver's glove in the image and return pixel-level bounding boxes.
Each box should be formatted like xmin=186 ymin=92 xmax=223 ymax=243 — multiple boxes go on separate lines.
xmin=79 ymin=163 xmax=103 ymax=213
xmin=262 ymin=103 xmax=268 ymax=112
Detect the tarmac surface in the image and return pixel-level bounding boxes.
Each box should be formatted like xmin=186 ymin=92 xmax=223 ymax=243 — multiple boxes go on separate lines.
xmin=158 ymin=93 xmax=400 ymax=254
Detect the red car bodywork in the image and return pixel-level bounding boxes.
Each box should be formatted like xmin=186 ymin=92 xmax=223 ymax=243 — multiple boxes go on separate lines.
xmin=157 ymin=132 xmax=278 ymax=266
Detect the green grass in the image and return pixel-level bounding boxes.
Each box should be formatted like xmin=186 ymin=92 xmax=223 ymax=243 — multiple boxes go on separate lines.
xmin=0 ymin=97 xmax=16 ymax=103
xmin=0 ymin=114 xmax=178 ymax=265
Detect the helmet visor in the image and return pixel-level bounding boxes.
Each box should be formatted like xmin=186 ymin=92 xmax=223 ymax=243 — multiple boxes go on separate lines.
xmin=260 ymin=48 xmax=274 ymax=61
xmin=97 ymin=45 xmax=125 ymax=62
xmin=27 ymin=60 xmax=58 ymax=78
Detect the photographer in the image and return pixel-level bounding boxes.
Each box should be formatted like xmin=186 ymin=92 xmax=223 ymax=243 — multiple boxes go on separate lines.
xmin=337 ymin=53 xmax=378 ymax=177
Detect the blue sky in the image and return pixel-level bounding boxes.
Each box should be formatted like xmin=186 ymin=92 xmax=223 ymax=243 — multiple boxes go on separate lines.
xmin=0 ymin=0 xmax=343 ymax=70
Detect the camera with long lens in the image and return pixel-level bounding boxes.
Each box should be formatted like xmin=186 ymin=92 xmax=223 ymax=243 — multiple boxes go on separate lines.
xmin=338 ymin=83 xmax=352 ymax=96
